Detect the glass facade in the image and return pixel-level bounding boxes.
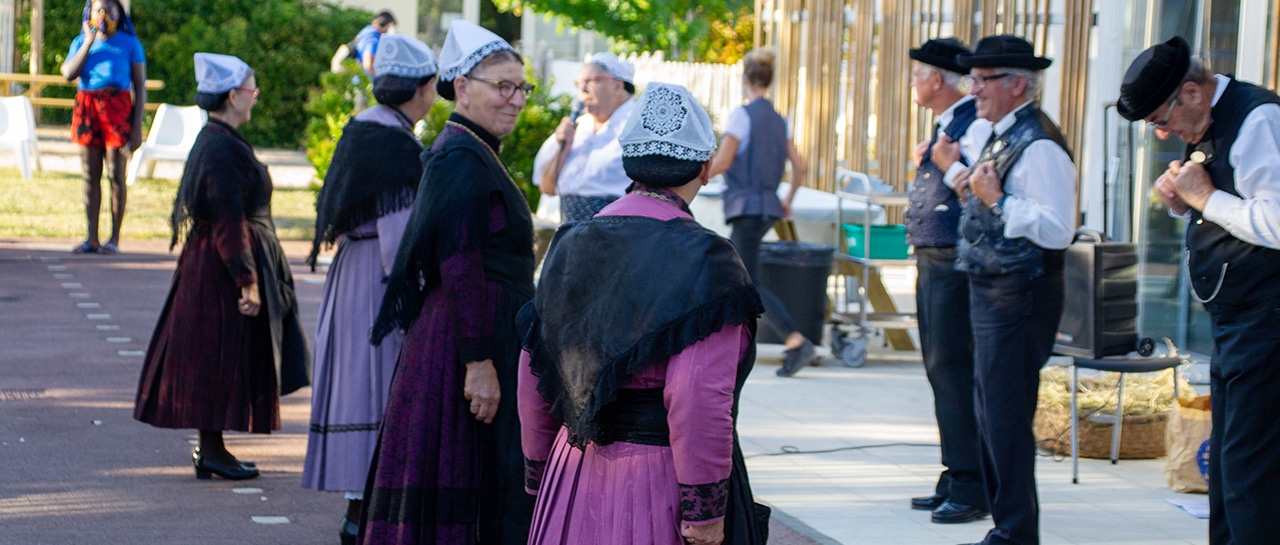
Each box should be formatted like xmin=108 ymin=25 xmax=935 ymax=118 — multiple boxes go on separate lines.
xmin=1125 ymin=0 xmax=1240 ymax=358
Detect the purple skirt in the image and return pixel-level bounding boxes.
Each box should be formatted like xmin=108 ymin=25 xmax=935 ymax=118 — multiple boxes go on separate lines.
xmin=360 ymin=283 xmax=532 ymax=545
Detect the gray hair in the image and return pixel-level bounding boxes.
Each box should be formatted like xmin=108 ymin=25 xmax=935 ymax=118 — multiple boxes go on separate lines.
xmin=1002 ymin=68 xmax=1043 ymax=99
xmin=1182 ymin=56 xmax=1213 ymax=86
xmin=916 ymin=63 xmax=964 ymax=90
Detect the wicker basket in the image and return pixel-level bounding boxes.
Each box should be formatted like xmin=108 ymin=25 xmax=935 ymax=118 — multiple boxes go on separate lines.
xmin=1034 ymin=405 xmax=1168 ymax=459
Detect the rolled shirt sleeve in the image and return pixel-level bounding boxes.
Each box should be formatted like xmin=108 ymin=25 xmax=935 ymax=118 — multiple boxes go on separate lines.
xmin=1001 ymin=139 xmax=1078 ymax=250
xmin=1200 ymin=103 xmax=1280 ymax=250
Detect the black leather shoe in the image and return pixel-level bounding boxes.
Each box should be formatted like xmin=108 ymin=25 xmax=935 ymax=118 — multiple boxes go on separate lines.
xmin=911 ymin=493 xmax=947 ymax=510
xmin=193 ymin=448 xmax=255 ymax=468
xmin=777 ymin=340 xmax=816 ymax=377
xmin=931 ymin=501 xmax=990 ymax=524
xmin=193 ymin=450 xmax=260 ymax=480
xmin=340 ymin=515 xmax=359 ymax=545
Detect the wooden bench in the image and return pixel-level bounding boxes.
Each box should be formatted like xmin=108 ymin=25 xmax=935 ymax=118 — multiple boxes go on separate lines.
xmin=0 ymin=73 xmax=166 ymax=112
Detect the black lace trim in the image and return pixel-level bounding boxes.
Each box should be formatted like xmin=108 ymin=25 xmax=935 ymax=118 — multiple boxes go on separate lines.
xmin=309 ymin=422 xmax=380 ymax=434
xmin=679 ymin=478 xmax=730 ymax=522
xmin=523 ymin=457 xmax=547 ymax=491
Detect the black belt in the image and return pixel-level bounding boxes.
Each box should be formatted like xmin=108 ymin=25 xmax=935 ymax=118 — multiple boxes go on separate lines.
xmin=594 ymin=388 xmax=670 ymax=447
xmin=345 ymin=231 xmax=379 ymax=241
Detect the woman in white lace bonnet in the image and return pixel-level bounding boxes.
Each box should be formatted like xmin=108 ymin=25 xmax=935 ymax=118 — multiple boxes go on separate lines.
xmin=519 ymin=83 xmax=769 ymax=545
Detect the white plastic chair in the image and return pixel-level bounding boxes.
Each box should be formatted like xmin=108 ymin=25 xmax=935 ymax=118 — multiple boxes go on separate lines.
xmin=0 ymin=96 xmax=43 ymax=179
xmin=126 ymin=104 xmax=207 ymax=186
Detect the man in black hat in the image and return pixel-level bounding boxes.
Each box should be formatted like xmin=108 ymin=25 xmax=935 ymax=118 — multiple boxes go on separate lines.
xmin=952 ymin=34 xmax=1077 ymax=545
xmin=1118 ymin=36 xmax=1280 ymax=545
xmin=904 ymin=37 xmax=993 ymax=525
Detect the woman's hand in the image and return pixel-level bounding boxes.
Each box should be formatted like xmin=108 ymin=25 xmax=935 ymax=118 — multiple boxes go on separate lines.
xmin=237 ymin=283 xmax=261 ymax=317
xmin=464 ymin=359 xmax=500 ymax=423
xmin=681 ymin=521 xmax=724 ymax=545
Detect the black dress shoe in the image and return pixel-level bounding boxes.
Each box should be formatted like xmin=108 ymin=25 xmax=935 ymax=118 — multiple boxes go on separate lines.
xmin=193 ymin=448 xmax=255 ymax=468
xmin=911 ymin=493 xmax=947 ymax=511
xmin=340 ymin=515 xmax=359 ymax=545
xmin=193 ymin=450 xmax=260 ymax=480
xmin=931 ymin=501 xmax=990 ymax=524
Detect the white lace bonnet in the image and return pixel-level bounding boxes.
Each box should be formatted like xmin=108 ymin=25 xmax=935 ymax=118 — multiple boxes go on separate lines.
xmin=618 ymin=83 xmax=716 ymax=162
xmin=194 ymin=53 xmax=251 ymax=94
xmin=374 ymin=34 xmax=438 ymax=80
xmin=438 ymin=19 xmax=514 ymax=82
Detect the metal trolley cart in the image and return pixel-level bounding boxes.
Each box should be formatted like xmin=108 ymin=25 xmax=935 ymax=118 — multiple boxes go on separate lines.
xmin=828 ymin=170 xmax=917 ymax=367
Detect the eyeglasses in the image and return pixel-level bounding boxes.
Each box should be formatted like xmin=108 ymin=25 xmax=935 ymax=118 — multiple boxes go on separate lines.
xmin=574 ymin=75 xmax=615 ymax=89
xmin=962 ymin=72 xmax=1015 ymax=89
xmin=235 ymin=87 xmax=260 ymax=99
xmin=1147 ymin=89 xmax=1181 ymax=128
xmin=467 ymin=76 xmax=535 ymax=99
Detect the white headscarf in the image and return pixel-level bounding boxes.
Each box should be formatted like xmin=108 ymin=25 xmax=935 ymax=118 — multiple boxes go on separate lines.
xmin=374 ymin=34 xmax=438 ymax=80
xmin=194 ymin=53 xmax=251 ymax=94
xmin=438 ymin=19 xmax=514 ymax=82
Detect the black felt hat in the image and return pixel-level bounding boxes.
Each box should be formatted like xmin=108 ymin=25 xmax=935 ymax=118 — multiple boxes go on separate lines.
xmin=956 ymin=35 xmax=1052 ymax=70
xmin=1116 ymin=36 xmax=1191 ymax=121
xmin=910 ymin=38 xmax=971 ymax=75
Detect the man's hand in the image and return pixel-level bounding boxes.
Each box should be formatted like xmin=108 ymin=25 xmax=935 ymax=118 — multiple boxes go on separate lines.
xmin=1170 ymin=161 xmax=1216 ymax=212
xmin=911 ymin=139 xmax=929 ymax=169
xmin=1154 ymin=160 xmax=1190 ymax=216
xmin=930 ymin=135 xmax=962 ymax=173
xmin=952 ymin=167 xmax=972 ymax=198
xmin=970 ymin=162 xmax=1004 ymax=207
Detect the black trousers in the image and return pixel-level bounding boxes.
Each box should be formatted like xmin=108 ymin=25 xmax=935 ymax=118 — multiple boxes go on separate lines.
xmin=1204 ymin=293 xmax=1280 ymax=545
xmin=729 ymin=216 xmax=800 ymax=342
xmin=915 ymin=247 xmax=985 ymax=508
xmin=968 ymin=259 xmax=1063 ymax=545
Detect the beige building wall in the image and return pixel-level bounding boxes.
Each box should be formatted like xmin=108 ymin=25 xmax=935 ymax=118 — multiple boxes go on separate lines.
xmin=329 ymin=0 xmax=418 ymax=39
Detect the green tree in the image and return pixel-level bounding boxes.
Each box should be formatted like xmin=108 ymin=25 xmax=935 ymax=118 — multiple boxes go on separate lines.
xmin=493 ymin=0 xmax=753 ymax=62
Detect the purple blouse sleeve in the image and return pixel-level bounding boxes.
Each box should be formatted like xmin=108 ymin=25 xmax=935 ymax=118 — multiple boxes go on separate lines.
xmin=518 ymin=348 xmax=560 ymax=494
xmin=664 ymin=324 xmax=744 ymax=526
xmin=440 ymin=192 xmax=507 ymax=364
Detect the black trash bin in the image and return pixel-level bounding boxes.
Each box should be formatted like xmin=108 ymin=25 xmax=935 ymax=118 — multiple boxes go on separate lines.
xmin=757 ymin=241 xmax=833 ymax=345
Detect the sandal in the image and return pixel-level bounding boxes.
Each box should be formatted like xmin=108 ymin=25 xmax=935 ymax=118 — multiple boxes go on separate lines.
xmin=99 ymin=242 xmax=119 ymax=255
xmin=71 ymin=241 xmax=98 ymax=254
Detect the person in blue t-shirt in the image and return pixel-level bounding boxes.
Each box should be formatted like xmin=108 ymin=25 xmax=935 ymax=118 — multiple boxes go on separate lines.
xmin=355 ymin=10 xmax=397 ymax=76
xmin=60 ymin=0 xmax=145 ymax=255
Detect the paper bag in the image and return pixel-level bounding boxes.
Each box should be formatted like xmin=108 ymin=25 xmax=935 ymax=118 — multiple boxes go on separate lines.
xmin=1164 ymin=395 xmax=1211 ymax=493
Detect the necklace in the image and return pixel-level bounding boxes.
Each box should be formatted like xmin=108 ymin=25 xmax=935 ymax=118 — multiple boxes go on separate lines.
xmin=445 ymin=120 xmax=530 ymax=212
xmin=633 ymin=186 xmax=693 ymax=216
xmin=389 ymin=106 xmax=415 ymax=131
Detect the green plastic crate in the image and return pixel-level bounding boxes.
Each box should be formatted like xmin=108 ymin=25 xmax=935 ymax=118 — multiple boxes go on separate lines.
xmin=842 ymin=224 xmax=910 ymax=259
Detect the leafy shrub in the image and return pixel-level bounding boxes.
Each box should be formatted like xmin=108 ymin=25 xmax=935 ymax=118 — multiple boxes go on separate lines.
xmin=24 ymin=0 xmax=371 ymax=149
xmin=309 ymin=66 xmax=570 ymax=209
xmin=303 ymin=61 xmax=371 ymax=182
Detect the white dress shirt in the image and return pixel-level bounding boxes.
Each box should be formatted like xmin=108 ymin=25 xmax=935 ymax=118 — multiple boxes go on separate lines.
xmin=1198 ymin=74 xmax=1280 ymax=250
xmin=937 ymin=95 xmax=994 ymax=188
xmin=990 ymin=102 xmax=1078 ymax=250
xmin=533 ymin=100 xmax=636 ymax=198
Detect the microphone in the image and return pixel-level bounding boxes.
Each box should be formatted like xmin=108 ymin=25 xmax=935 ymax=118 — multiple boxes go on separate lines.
xmin=560 ymin=100 xmax=585 ymax=150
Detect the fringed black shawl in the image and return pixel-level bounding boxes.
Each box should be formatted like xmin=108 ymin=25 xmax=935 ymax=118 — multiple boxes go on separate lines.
xmin=371 ymin=114 xmax=532 ymax=345
xmin=307 ymin=119 xmax=422 ymax=269
xmin=170 ymin=119 xmax=263 ymax=250
xmin=519 ymin=216 xmax=764 ymax=448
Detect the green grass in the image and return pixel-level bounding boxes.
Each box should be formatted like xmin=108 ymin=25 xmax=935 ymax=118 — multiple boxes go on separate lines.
xmin=0 ymin=168 xmax=317 ymax=241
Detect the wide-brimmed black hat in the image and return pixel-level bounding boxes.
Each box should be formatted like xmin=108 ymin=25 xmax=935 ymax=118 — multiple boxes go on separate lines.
xmin=1116 ymin=36 xmax=1191 ymax=121
xmin=956 ymin=35 xmax=1052 ymax=70
xmin=910 ymin=38 xmax=971 ymax=75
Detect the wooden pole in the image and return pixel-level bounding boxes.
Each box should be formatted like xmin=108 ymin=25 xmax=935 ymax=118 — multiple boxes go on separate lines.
xmin=30 ymin=0 xmax=42 ymax=75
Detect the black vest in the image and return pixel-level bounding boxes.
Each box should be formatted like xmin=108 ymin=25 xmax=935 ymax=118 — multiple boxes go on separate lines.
xmin=1185 ymin=78 xmax=1280 ymax=305
xmin=906 ymin=99 xmax=978 ymax=247
xmin=956 ymin=103 xmax=1072 ymax=276
xmin=723 ymin=98 xmax=788 ymax=221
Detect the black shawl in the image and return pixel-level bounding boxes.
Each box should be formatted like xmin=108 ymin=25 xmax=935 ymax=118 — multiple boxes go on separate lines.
xmin=520 ymin=216 xmax=764 ymax=448
xmin=170 ymin=119 xmax=259 ymax=250
xmin=371 ymin=114 xmax=529 ymax=344
xmin=307 ymin=119 xmax=422 ymax=269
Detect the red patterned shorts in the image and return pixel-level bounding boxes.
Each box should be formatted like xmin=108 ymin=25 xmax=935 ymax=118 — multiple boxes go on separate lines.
xmin=72 ymin=89 xmax=133 ymax=148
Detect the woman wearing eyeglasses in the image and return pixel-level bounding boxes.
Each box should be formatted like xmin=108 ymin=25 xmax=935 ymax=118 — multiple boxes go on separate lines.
xmin=363 ymin=20 xmax=535 ymax=545
xmin=134 ymin=53 xmax=310 ymax=482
